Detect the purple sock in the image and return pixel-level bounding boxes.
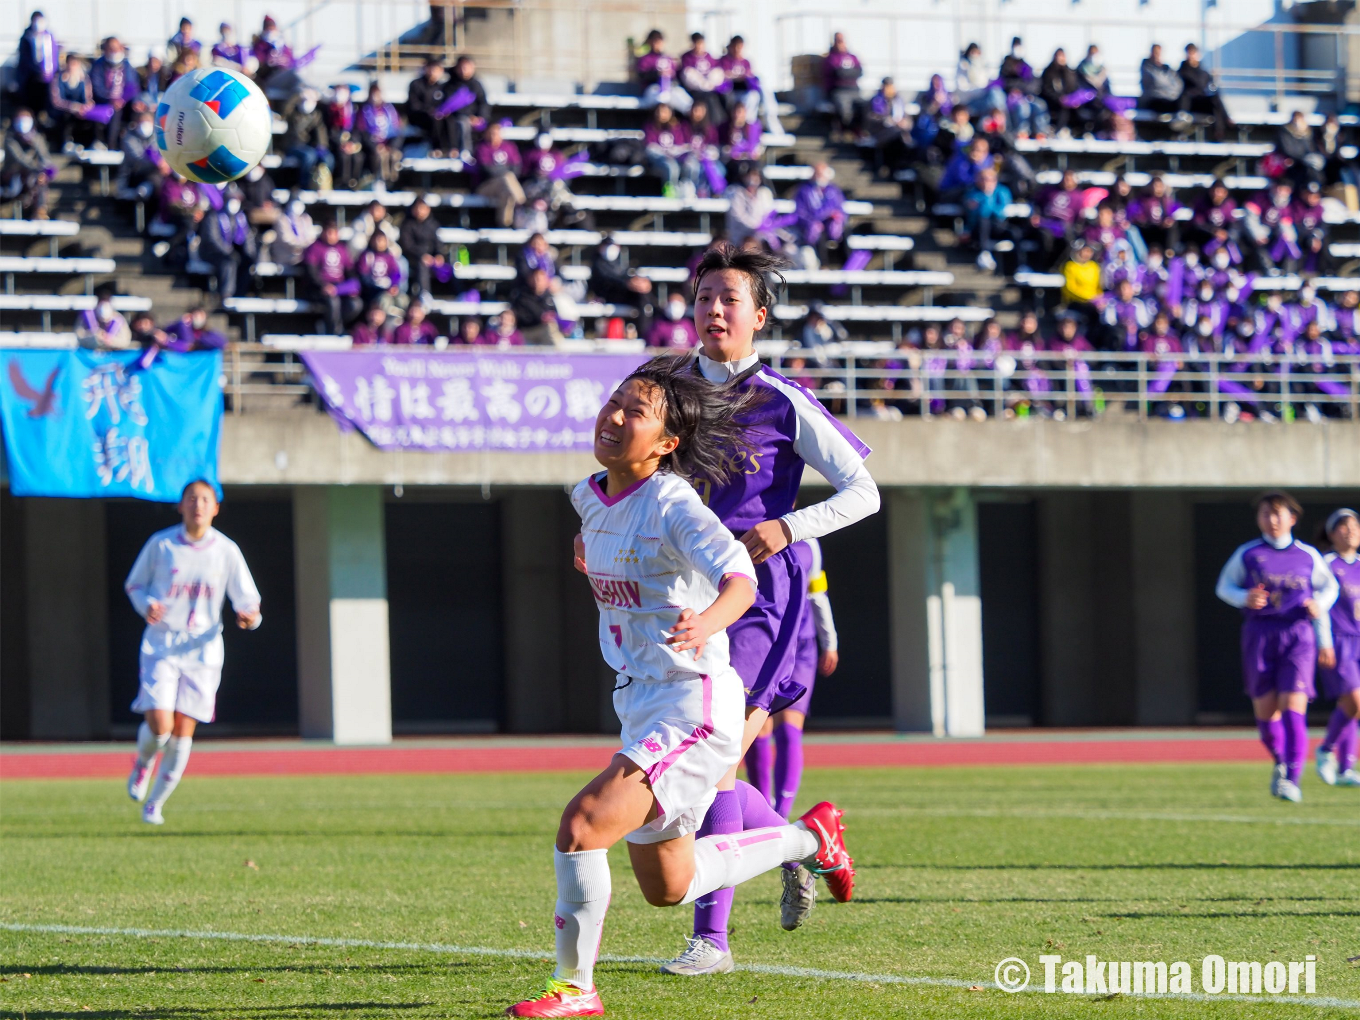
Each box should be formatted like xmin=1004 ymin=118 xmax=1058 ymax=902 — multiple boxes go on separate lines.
xmin=1336 ymin=718 xmax=1359 ymax=773
xmin=736 ymin=778 xmax=787 ymax=829
xmin=1321 ymin=706 xmax=1351 ymax=753
xmin=1282 ymin=709 xmax=1308 ymax=785
xmin=744 ymin=735 xmax=774 ymax=806
xmin=1256 ymin=717 xmax=1284 ymax=764
xmin=772 ymin=723 xmax=805 ymax=819
xmin=693 ymin=789 xmax=739 ymax=953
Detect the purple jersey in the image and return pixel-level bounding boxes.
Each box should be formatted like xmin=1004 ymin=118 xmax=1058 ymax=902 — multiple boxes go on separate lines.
xmin=1220 ymin=539 xmax=1331 ymax=623
xmin=305 ymin=241 xmax=354 ymax=286
xmin=1328 ymin=554 xmax=1360 ymax=640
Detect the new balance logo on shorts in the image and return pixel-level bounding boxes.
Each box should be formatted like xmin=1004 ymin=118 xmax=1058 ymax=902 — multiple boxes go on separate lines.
xmin=640 ymin=737 xmax=662 ymax=754
xmin=189 ymin=70 xmax=250 ymax=120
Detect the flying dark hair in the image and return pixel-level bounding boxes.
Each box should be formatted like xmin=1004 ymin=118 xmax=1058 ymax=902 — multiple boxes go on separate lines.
xmin=691 ymin=241 xmax=789 ymax=320
xmin=622 ymin=353 xmax=764 ymax=484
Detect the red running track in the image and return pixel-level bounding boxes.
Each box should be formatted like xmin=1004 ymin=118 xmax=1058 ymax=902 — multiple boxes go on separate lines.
xmin=0 ymin=737 xmax=1268 ymax=779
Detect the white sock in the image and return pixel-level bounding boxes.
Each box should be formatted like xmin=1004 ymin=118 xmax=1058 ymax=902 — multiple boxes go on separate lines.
xmin=136 ymin=722 xmax=170 ymax=765
xmin=552 ymin=848 xmax=610 ymax=991
xmin=146 ymin=736 xmax=192 ymax=809
xmin=681 ymin=822 xmax=819 ymax=905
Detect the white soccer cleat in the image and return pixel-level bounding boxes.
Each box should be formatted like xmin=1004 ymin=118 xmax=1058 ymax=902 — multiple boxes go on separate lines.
xmin=142 ymin=802 xmax=165 ymax=825
xmin=780 ymin=864 xmax=817 ymax=931
xmin=1337 ymin=769 xmax=1360 ymax=787
xmin=1269 ymin=763 xmax=1286 ymax=798
xmin=659 ymin=935 xmax=734 ymax=976
xmin=1316 ymin=747 xmax=1339 ymax=786
xmin=127 ymin=758 xmax=153 ymax=802
xmin=1276 ymin=779 xmax=1303 ymax=804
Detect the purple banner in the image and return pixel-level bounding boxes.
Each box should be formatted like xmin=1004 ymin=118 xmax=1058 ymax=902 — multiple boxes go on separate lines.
xmin=299 ymin=349 xmax=648 ymax=451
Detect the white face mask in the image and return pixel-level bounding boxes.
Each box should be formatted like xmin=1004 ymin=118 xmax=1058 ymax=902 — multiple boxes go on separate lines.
xmin=1197 ymin=319 xmax=1213 ymax=337
xmin=1268 ymin=296 xmax=1282 ymax=311
xmin=222 ymin=32 xmax=235 ymax=46
xmin=1183 ymin=252 xmax=1199 ymax=268
xmin=137 ymin=121 xmax=153 ymax=137
xmin=248 ymin=165 xmax=264 ymax=181
xmin=16 ymin=117 xmax=34 ymax=135
xmin=301 ymin=98 xmax=317 ymax=113
xmin=1146 ymin=254 xmax=1163 ymax=270
xmin=667 ymin=301 xmax=687 ymax=321
xmin=536 ymin=135 xmax=552 ymax=150
xmin=265 ymin=31 xmax=280 ymax=43
xmin=288 ymin=201 xmax=305 ymax=216
xmin=35 ymin=19 xmax=46 ymax=32
xmin=1198 ymin=289 xmax=1214 ymax=303
xmin=97 ymin=301 xmax=114 ymax=320
xmin=603 ymin=244 xmax=619 ymax=261
xmin=1212 ymin=251 xmax=1229 ymax=270
xmin=814 ymin=174 xmax=833 ymax=187
xmin=191 ymin=315 xmax=207 ymax=330
xmin=107 ymin=51 xmax=125 ymax=64
xmin=1012 ymin=45 xmax=1025 ymax=59
xmin=1301 ymin=290 xmax=1315 ymax=305
xmin=227 ymin=199 xmax=242 ymax=214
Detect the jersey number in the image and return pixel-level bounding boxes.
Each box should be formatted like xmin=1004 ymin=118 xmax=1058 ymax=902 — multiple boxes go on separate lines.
xmin=609 ymin=625 xmax=623 ymax=647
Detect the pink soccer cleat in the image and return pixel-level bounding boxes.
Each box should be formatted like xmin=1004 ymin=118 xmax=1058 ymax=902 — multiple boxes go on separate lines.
xmin=128 ymin=757 xmax=153 ymax=802
xmin=505 ymin=978 xmax=604 ymax=1017
xmin=797 ymin=801 xmax=855 ymax=903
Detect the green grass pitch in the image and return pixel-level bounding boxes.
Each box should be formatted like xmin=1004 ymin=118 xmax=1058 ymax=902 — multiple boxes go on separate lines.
xmin=1 ymin=763 xmax=1358 ymax=1018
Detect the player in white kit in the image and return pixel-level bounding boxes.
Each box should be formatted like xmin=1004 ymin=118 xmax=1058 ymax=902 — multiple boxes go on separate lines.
xmin=124 ymin=480 xmax=262 ymax=824
xmin=505 ymin=355 xmax=854 ymax=1018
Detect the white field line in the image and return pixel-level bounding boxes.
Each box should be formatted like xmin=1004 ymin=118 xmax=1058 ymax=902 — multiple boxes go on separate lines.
xmin=2 ymin=922 xmax=1358 ymax=1009
xmin=853 ymin=806 xmax=1360 ymax=827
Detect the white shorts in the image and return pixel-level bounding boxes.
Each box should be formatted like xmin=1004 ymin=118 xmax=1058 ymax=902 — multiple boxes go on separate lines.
xmin=614 ymin=668 xmax=744 ymax=845
xmin=130 ymin=654 xmax=221 ymax=723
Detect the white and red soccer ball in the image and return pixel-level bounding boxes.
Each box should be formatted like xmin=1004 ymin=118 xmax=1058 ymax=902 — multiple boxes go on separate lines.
xmin=155 ymin=68 xmax=272 ymax=185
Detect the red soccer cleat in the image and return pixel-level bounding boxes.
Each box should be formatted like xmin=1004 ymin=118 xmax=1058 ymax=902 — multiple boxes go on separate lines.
xmin=797 ymin=801 xmax=855 ymax=903
xmin=505 ymin=978 xmax=604 ymax=1017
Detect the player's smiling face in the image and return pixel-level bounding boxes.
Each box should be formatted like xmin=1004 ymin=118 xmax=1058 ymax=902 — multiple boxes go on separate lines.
xmin=1330 ymin=515 xmax=1360 ymax=556
xmin=593 ymin=379 xmax=678 ymax=476
xmin=695 ymin=268 xmax=765 ymax=362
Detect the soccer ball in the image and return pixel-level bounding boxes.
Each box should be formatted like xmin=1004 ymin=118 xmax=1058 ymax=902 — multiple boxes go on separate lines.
xmin=156 ymin=68 xmax=272 ymax=184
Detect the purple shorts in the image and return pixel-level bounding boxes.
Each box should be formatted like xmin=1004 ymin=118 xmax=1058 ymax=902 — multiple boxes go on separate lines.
xmin=728 ymin=542 xmax=810 ymax=714
xmin=1241 ymin=617 xmax=1317 ymax=700
xmin=1319 ymin=631 xmax=1360 ymax=701
xmin=784 ymin=599 xmax=818 ymax=716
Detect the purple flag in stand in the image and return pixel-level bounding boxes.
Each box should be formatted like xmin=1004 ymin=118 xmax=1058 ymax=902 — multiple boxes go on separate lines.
xmin=293 ymin=45 xmax=322 ymax=70
xmin=550 ymin=150 xmax=591 ymax=181
xmin=299 ymin=349 xmax=648 ymax=451
xmin=436 ymin=86 xmax=477 ymax=119
xmin=85 ymin=104 xmax=116 ymax=124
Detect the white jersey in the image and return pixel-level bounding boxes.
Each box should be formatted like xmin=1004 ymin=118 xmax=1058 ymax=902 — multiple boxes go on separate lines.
xmin=572 ymin=471 xmax=755 ymax=682
xmin=124 ymin=525 xmax=262 ymax=665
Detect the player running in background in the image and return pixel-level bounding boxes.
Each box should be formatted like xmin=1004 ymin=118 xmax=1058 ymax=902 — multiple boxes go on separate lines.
xmin=506 ymin=355 xmax=854 ymax=1019
xmin=744 ymin=536 xmax=839 ymax=929
xmin=124 ymin=480 xmax=262 ymax=825
xmin=1315 ymin=508 xmax=1360 ymax=787
xmin=661 ymin=243 xmax=877 ymax=976
xmin=1215 ymin=491 xmax=1337 ymax=803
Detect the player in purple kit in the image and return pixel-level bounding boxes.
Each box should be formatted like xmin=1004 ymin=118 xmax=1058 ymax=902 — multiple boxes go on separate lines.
xmin=1315 ymin=508 xmax=1360 ymax=787
xmin=1216 ymin=491 xmax=1339 ymax=802
xmin=662 ymin=243 xmax=878 ymax=974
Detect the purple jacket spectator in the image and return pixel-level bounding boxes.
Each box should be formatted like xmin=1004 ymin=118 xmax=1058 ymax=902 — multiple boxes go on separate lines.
xmin=637 ymin=51 xmax=680 ymax=89
xmin=824 ymin=49 xmax=862 ymax=93
xmin=723 ymin=120 xmax=763 ymax=161
xmin=359 ymin=101 xmax=401 ymax=142
xmin=940 ymin=147 xmax=991 ymax=194
xmin=1194 ymin=194 xmax=1238 ymax=234
xmin=646 ymin=317 xmax=700 ymax=349
xmin=350 ymin=321 xmax=392 ymax=346
xmin=212 ymin=42 xmax=251 ymax=70
xmin=476 ymin=139 xmax=523 ymax=178
xmin=720 ymin=55 xmax=759 ymax=93
xmin=1128 ymin=192 xmax=1182 ymax=230
xmin=305 ymin=239 xmax=356 ymax=287
xmin=164 ymin=318 xmax=227 ymax=352
xmin=17 ymin=19 xmax=59 ymax=88
xmin=393 ymin=319 xmax=439 ymax=344
xmin=90 ymin=57 xmax=139 ymax=106
xmin=681 ymin=49 xmax=724 ymax=94
xmin=357 ymin=250 xmax=402 ymax=292
xmin=644 ymin=119 xmax=691 ymax=156
xmin=793 ymin=178 xmax=846 ymax=246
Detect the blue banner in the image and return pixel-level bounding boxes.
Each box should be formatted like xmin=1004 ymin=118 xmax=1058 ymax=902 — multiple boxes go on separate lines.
xmin=0 ymin=349 xmax=222 ymax=502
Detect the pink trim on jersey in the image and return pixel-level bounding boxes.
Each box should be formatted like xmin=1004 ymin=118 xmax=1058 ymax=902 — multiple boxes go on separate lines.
xmin=589 ymin=473 xmax=652 ymax=508
xmin=736 ymin=830 xmax=783 ymax=848
xmin=174 ymin=527 xmax=217 ymax=549
xmin=644 ymin=673 xmax=714 ymax=788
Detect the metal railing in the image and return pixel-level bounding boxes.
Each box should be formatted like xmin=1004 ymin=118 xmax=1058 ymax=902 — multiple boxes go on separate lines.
xmin=222 ymin=342 xmax=1360 ymax=424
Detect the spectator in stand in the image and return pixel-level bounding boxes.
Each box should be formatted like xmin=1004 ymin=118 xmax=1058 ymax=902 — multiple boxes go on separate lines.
xmin=393 ymin=299 xmax=438 ymax=344
xmin=356 ymin=83 xmax=403 ymax=187
xmin=1039 ymin=48 xmax=1079 ymax=137
xmin=454 ymin=316 xmax=485 ymax=345
xmin=824 ymin=33 xmax=864 ymax=139
xmin=16 ymin=11 xmax=59 ymax=124
xmin=511 ymin=268 xmax=562 ymax=345
xmin=637 ymin=29 xmax=691 ymax=113
xmin=399 ymin=197 xmax=442 ymax=300
xmin=935 ymin=103 xmax=974 ymax=155
xmin=1061 ymin=242 xmax=1102 ymax=312
xmin=1031 ymin=167 xmax=1083 ymax=260
xmin=1178 ymin=44 xmax=1232 ymax=141
xmin=357 ymin=231 xmax=403 ymax=310
xmin=680 ymin=33 xmax=724 ymax=120
xmin=1140 ymin=44 xmax=1186 ymax=121
xmin=326 ymin=84 xmax=364 ymax=189
xmin=474 ymin=120 xmax=526 ymax=227
xmin=199 ymin=192 xmax=255 ymax=302
xmin=115 ymin=108 xmax=160 ymax=196
xmin=76 ymin=285 xmax=132 ymax=349
xmin=792 ymin=162 xmax=846 ymax=268
xmin=407 ymin=58 xmax=454 ymax=156
xmin=998 ymin=37 xmax=1048 ymax=139
xmin=238 ymin=163 xmax=278 ymax=226
xmin=49 ymin=53 xmax=95 ymax=151
xmin=1083 ymin=202 xmax=1127 ymax=261
xmin=347 ymin=200 xmax=401 ymax=261
xmin=350 ymin=303 xmax=392 ymax=346
xmin=129 ymin=310 xmax=166 ymax=350
xmin=646 ymin=293 xmax=700 ymax=349
xmin=801 ymin=302 xmax=849 ymax=365
xmin=90 ymin=36 xmax=139 ymax=149
xmin=1128 ymin=173 xmax=1181 ymax=251
xmin=1192 ymin=179 xmax=1242 ymax=261
xmin=305 ymin=221 xmax=361 ymax=334
xmin=1316 ymin=113 xmax=1359 ymax=193
xmin=1294 ymin=180 xmax=1329 ymax=276
xmin=719 ymin=36 xmax=763 ymax=127
xmin=1077 ymin=44 xmax=1110 ymax=99
xmin=444 ymin=55 xmax=490 ymax=161
xmin=589 ymin=235 xmax=653 ymax=315
xmin=269 ymin=196 xmax=317 ymax=266
xmin=1095 ymin=276 xmax=1154 ymax=351
xmin=153 ymin=170 xmax=199 ymax=260
xmin=166 ymin=18 xmax=201 ymax=69
xmin=252 ymin=16 xmax=295 ymax=90
xmin=515 ymin=231 xmax=560 ymax=291
xmin=643 ymin=104 xmax=699 ymax=199
xmin=163 ymin=306 xmax=227 ymax=351
xmin=939 ymin=136 xmax=992 ymax=199
xmin=721 ymin=103 xmax=764 ymax=175
xmin=134 ymin=50 xmax=165 ymax=114
xmin=686 ymin=101 xmax=724 ymax=196
xmin=1244 ymin=179 xmax=1299 ymax=274
xmin=282 ymin=89 xmax=333 ymax=188
xmin=955 ymin=42 xmax=1002 ymax=117
xmin=3 ymin=109 xmax=53 ymax=219
xmin=1276 ymin=109 xmax=1325 ymax=188
xmin=866 ymin=78 xmax=913 ymax=169
xmin=212 ymin=22 xmax=255 ymax=75
xmin=963 ymin=166 xmax=1015 ymax=272
xmin=166 ymin=49 xmax=200 ymax=88
xmin=725 ymin=167 xmax=777 ymax=249
xmin=488 ymin=310 xmax=526 ymax=346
